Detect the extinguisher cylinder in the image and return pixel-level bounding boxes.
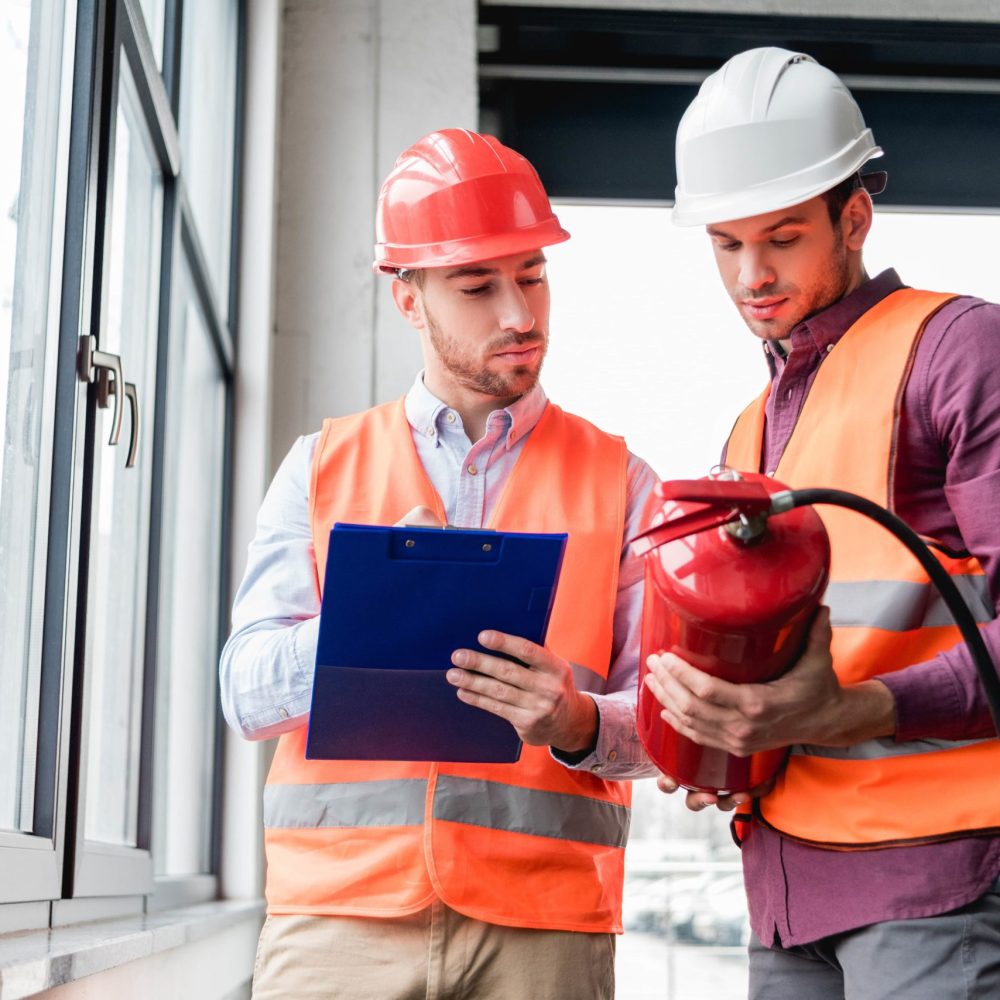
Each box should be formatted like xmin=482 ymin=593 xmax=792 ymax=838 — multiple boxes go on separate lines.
xmin=637 ymin=472 xmax=830 ymax=795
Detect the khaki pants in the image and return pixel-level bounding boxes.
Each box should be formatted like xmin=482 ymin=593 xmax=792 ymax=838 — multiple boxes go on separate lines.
xmin=251 ymin=901 xmax=616 ymax=1000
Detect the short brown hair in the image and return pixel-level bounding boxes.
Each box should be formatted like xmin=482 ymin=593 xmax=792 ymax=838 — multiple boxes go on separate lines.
xmin=822 ymin=173 xmax=862 ymax=226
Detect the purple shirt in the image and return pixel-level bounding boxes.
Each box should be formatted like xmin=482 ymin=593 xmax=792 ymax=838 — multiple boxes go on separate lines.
xmin=741 ymin=269 xmax=1000 ymax=947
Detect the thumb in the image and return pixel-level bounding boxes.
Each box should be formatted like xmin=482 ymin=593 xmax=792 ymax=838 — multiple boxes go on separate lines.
xmin=805 ymin=605 xmax=833 ymax=651
xmin=394 ymin=505 xmax=443 ymax=528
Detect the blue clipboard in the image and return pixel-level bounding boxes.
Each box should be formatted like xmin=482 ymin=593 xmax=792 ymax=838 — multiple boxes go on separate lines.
xmin=305 ymin=523 xmax=568 ymax=762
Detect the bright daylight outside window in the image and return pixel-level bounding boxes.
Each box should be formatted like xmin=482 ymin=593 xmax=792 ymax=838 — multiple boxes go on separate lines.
xmin=544 ymin=203 xmax=1000 ymax=1000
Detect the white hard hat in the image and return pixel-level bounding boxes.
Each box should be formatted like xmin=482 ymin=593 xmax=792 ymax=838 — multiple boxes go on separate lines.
xmin=673 ymin=47 xmax=885 ymax=227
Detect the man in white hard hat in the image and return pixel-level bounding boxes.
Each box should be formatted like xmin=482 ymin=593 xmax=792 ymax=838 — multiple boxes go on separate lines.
xmin=646 ymin=48 xmax=1000 ymax=998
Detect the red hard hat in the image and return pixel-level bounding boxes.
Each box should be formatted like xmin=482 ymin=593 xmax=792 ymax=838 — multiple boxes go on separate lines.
xmin=374 ymin=129 xmax=570 ymax=273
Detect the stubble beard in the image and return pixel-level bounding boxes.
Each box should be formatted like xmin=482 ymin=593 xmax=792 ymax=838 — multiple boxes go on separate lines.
xmin=739 ymin=229 xmax=853 ymax=342
xmin=426 ymin=311 xmax=547 ymax=398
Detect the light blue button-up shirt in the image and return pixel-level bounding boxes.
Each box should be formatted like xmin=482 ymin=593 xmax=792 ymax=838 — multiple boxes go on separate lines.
xmin=219 ymin=375 xmax=659 ymax=779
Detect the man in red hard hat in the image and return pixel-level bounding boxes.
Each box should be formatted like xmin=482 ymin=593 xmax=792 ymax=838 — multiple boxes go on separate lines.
xmin=220 ymin=129 xmax=657 ymax=999
xmin=646 ymin=48 xmax=1000 ymax=998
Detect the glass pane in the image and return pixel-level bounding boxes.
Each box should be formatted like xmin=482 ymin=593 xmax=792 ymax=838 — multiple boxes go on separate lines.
xmin=83 ymin=58 xmax=162 ymax=846
xmin=178 ymin=0 xmax=237 ymax=311
xmin=0 ymin=0 xmax=74 ymax=834
xmin=545 ymin=203 xmax=1000 ymax=1000
xmin=136 ymin=0 xmax=165 ymax=70
xmin=152 ymin=259 xmax=226 ymax=876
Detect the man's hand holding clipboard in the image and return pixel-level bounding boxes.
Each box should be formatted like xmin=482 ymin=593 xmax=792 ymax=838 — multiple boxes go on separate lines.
xmin=392 ymin=505 xmax=597 ymax=756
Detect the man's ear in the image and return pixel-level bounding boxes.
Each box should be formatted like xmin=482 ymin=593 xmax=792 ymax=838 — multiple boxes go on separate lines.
xmin=391 ymin=277 xmax=425 ymax=330
xmin=842 ymin=188 xmax=873 ymax=253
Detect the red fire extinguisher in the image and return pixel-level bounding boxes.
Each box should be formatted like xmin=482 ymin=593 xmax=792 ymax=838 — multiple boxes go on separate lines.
xmin=633 ymin=471 xmax=830 ymax=795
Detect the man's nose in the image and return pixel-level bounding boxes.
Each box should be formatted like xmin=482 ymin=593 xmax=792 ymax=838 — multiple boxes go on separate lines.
xmin=498 ymin=283 xmax=536 ymax=334
xmin=738 ymin=249 xmax=776 ymax=291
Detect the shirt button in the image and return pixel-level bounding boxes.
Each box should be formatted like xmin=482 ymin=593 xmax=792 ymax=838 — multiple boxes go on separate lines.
xmin=590 ymin=764 xmax=602 ymax=772
xmin=826 ymin=343 xmax=834 ymax=353
xmin=784 ymin=388 xmax=793 ymax=400
xmin=446 ymin=412 xmax=456 ymax=423
xmin=608 ymin=749 xmax=618 ymax=762
xmin=467 ymin=464 xmax=478 ymax=476
xmin=426 ymin=427 xmax=436 ymax=437
xmin=279 ymin=708 xmax=289 ymax=719
xmin=766 ymin=470 xmax=776 ymax=477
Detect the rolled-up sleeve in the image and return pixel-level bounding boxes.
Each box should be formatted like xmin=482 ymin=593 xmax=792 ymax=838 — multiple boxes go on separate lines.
xmin=552 ymin=452 xmax=660 ymax=780
xmin=219 ymin=435 xmax=321 ymax=740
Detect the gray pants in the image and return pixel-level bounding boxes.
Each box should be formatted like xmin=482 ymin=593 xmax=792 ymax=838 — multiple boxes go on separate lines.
xmin=749 ymin=877 xmax=1000 ymax=1000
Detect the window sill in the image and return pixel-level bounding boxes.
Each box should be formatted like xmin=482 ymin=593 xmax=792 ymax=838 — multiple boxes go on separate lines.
xmin=0 ymin=899 xmax=264 ymax=999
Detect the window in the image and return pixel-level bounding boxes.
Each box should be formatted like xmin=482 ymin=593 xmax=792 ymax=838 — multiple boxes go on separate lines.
xmin=546 ymin=202 xmax=1000 ymax=1000
xmin=0 ymin=0 xmax=76 ymax=902
xmin=0 ymin=0 xmax=241 ymax=920
xmin=152 ymin=252 xmax=229 ymax=882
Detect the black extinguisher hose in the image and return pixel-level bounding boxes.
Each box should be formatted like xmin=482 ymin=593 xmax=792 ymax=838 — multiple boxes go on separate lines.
xmin=774 ymin=488 xmax=1000 ymax=736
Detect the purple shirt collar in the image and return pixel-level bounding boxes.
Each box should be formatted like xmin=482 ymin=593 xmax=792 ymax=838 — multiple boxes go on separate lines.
xmin=764 ymin=268 xmax=905 ymax=376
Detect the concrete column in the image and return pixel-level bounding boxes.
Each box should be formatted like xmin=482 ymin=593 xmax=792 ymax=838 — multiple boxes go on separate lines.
xmin=222 ymin=0 xmax=284 ymax=903
xmin=272 ymin=0 xmax=477 ymax=468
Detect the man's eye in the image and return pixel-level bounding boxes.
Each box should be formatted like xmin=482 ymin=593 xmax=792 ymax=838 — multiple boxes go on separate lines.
xmin=717 ymin=241 xmax=740 ymax=252
xmin=772 ymin=237 xmax=799 ymax=248
xmin=519 ymin=276 xmax=545 ymax=287
xmin=461 ymin=285 xmax=490 ymax=297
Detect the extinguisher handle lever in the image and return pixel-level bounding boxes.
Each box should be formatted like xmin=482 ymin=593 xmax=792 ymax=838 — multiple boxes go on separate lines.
xmin=631 ymin=479 xmax=775 ymax=556
xmin=655 ymin=479 xmax=773 ymax=508
xmin=631 ymin=505 xmax=740 ymax=555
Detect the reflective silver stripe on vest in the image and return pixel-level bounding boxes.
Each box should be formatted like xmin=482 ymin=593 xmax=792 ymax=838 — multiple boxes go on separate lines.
xmin=791 ymin=737 xmax=989 ymax=761
xmin=433 ymin=775 xmax=630 ymax=849
xmin=264 ymin=779 xmax=427 ymax=829
xmin=826 ymin=575 xmax=993 ymax=632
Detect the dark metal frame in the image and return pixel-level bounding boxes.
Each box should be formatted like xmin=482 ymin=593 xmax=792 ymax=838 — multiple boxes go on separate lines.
xmin=478 ymin=5 xmax=1000 ymax=208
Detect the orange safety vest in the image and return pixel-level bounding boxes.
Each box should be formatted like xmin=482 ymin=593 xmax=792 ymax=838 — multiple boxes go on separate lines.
xmin=726 ymin=288 xmax=999 ymax=849
xmin=263 ymin=398 xmax=632 ymax=931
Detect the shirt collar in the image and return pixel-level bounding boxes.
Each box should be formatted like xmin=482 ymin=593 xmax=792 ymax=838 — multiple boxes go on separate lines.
xmin=764 ymin=268 xmax=905 ymax=374
xmin=404 ymin=372 xmax=549 ymax=450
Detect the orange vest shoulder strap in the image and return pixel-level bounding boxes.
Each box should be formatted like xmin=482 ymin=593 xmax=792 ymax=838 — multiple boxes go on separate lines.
xmin=725 ymin=387 xmax=770 ymax=473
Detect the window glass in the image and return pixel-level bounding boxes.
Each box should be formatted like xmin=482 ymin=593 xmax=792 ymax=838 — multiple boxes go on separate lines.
xmin=545 ymin=202 xmax=1000 ymax=1000
xmin=152 ymin=259 xmax=226 ymax=877
xmin=83 ymin=58 xmax=162 ymax=846
xmin=0 ymin=0 xmax=73 ymax=835
xmin=136 ymin=0 xmax=165 ymax=70
xmin=178 ymin=0 xmax=238 ymax=311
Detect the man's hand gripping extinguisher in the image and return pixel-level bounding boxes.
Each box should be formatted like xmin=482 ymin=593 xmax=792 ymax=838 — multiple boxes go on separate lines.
xmin=633 ymin=471 xmax=1000 ymax=796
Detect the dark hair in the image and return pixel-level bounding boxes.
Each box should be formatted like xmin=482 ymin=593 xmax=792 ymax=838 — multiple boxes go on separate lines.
xmin=821 ymin=173 xmax=862 ymax=226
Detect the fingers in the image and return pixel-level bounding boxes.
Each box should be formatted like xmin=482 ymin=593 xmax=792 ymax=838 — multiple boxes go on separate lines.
xmin=655 ymin=774 xmax=751 ymax=814
xmin=446 ymin=634 xmax=557 ymax=705
xmin=477 ymin=630 xmax=551 ymax=670
xmin=644 ymin=661 xmax=733 ymax=743
xmin=656 ymin=774 xmax=679 ymax=794
xmin=393 ymin=505 xmax=442 ymax=528
xmin=446 ymin=659 xmax=533 ymax=706
xmin=647 ymin=652 xmax=743 ymax=710
xmin=805 ymin=604 xmax=833 ymax=653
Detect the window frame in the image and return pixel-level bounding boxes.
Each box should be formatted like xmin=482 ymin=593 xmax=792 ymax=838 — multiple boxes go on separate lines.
xmin=0 ymin=0 xmax=93 ymax=908
xmin=0 ymin=0 xmax=243 ymax=916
